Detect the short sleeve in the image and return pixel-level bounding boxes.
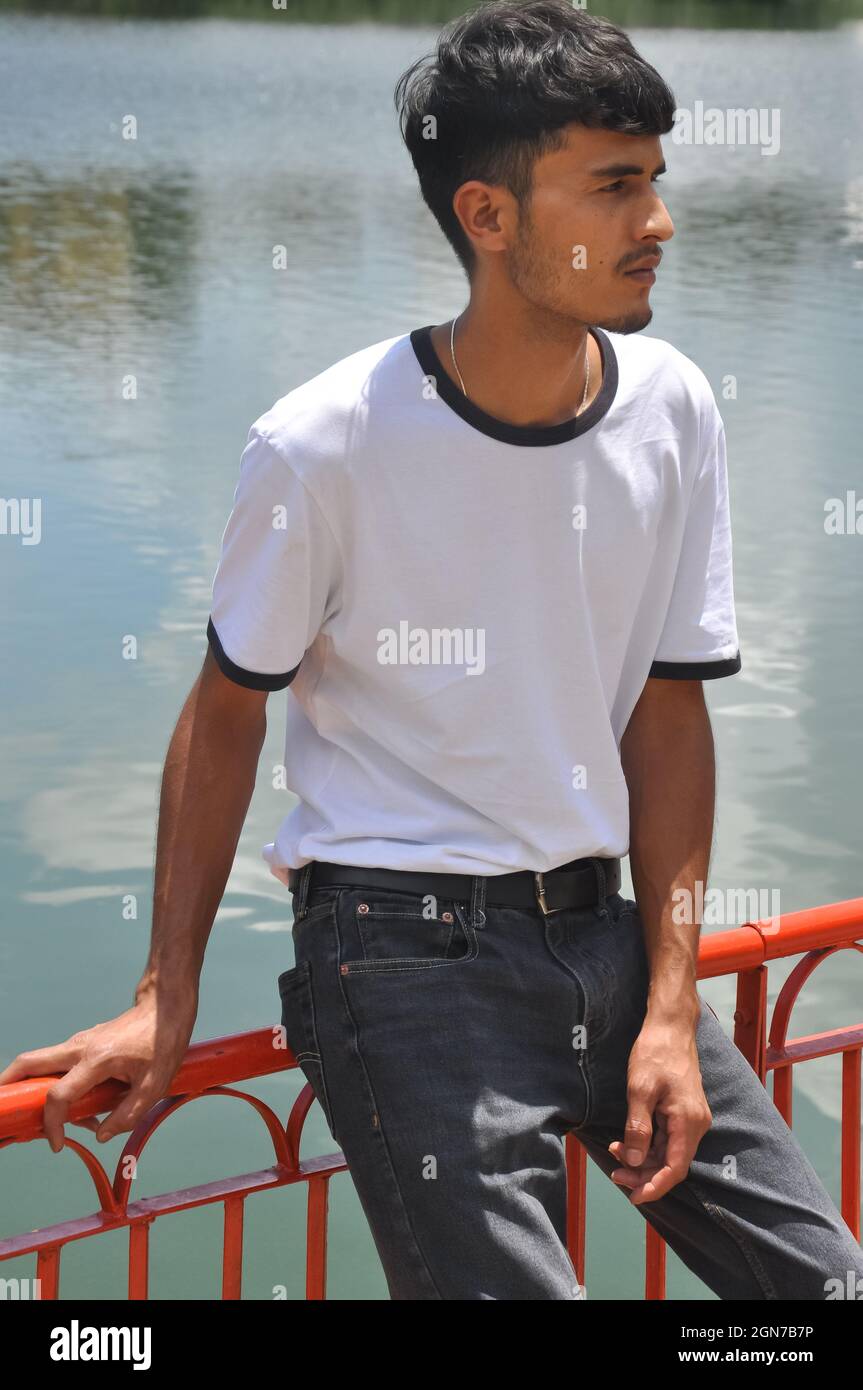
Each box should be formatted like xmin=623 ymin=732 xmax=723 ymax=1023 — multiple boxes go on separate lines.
xmin=205 ymin=428 xmax=342 ymax=691
xmin=648 ymin=415 xmax=742 ymax=681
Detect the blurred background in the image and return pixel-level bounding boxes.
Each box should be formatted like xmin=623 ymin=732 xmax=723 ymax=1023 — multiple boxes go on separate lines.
xmin=1 ymin=0 xmax=861 ymax=1299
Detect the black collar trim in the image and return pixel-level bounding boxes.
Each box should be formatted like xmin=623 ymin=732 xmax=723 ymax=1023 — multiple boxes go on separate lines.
xmin=409 ymin=323 xmax=619 ymax=447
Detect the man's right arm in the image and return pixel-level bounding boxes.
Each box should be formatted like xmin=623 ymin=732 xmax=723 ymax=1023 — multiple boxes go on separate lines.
xmin=0 ymin=648 xmax=268 ymax=1151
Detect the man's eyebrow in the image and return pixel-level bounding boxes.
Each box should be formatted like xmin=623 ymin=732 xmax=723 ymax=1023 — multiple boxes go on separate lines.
xmin=587 ymin=160 xmax=667 ymax=179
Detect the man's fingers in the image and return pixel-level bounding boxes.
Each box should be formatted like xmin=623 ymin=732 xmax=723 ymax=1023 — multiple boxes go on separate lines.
xmin=609 ymin=1138 xmax=662 ymax=1168
xmin=609 ymin=1140 xmax=664 ymax=1192
xmin=608 ymin=1132 xmax=663 ymax=1171
xmin=624 ymin=1110 xmax=704 ymax=1202
xmin=612 ymin=1167 xmax=661 ymax=1195
xmin=626 ymin=1161 xmax=689 ymax=1205
xmin=94 ymin=1086 xmax=160 ymax=1144
xmin=665 ymin=1103 xmax=709 ymax=1162
xmin=0 ymin=1041 xmax=117 ymax=1151
xmin=622 ymin=1097 xmax=655 ymax=1167
xmin=610 ymin=1113 xmax=702 ymax=1204
xmin=0 ymin=1042 xmax=83 ymax=1088
xmin=70 ymin=1117 xmax=102 ymax=1134
xmin=42 ymin=1059 xmax=121 ymax=1153
xmin=609 ymin=1150 xmax=685 ymax=1203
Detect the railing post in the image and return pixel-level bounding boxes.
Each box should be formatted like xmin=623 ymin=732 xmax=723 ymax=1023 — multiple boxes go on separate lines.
xmin=734 ymin=966 xmax=768 ymax=1081
xmin=223 ymin=1195 xmax=245 ymax=1299
xmin=842 ymin=1048 xmax=861 ymax=1239
xmin=306 ymin=1174 xmax=329 ymax=1300
xmin=128 ymin=1221 xmax=150 ymax=1300
xmin=36 ymin=1245 xmax=60 ymax=1300
xmin=565 ymin=1133 xmax=587 ymax=1291
xmin=645 ymin=1224 xmax=666 ymax=1300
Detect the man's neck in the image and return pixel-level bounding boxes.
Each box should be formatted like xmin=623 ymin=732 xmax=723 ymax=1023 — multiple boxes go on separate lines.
xmin=428 ymin=302 xmax=603 ymax=430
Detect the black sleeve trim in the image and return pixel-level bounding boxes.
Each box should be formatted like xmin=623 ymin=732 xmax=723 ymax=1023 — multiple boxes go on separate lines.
xmin=648 ymin=651 xmax=742 ymax=681
xmin=206 ymin=617 xmax=301 ymax=691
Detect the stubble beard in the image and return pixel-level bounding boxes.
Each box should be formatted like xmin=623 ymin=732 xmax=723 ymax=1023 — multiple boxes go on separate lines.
xmin=508 ymin=209 xmax=654 ymax=336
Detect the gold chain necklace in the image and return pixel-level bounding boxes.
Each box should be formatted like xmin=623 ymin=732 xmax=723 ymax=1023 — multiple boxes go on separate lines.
xmin=449 ymin=313 xmax=592 ymax=416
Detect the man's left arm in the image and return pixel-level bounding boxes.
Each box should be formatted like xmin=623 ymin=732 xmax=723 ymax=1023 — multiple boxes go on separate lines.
xmin=611 ymin=675 xmax=716 ymax=1204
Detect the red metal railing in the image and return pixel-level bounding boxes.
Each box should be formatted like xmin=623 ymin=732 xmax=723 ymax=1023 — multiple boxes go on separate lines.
xmin=1 ymin=897 xmax=861 ymax=1300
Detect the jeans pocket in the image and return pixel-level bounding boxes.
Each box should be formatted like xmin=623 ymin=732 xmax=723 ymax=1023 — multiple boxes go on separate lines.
xmin=340 ymin=891 xmax=479 ymax=974
xmin=277 ymin=959 xmax=337 ymax=1140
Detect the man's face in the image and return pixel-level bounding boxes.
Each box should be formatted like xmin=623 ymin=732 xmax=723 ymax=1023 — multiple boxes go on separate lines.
xmin=505 ymin=124 xmax=674 ymax=333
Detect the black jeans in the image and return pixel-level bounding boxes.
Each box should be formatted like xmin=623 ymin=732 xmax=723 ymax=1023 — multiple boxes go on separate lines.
xmin=278 ymin=871 xmax=863 ymax=1300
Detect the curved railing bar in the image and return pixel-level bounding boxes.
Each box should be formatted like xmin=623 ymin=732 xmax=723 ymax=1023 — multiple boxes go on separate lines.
xmin=770 ymin=943 xmax=863 ymax=1051
xmin=112 ymin=1086 xmax=294 ymax=1208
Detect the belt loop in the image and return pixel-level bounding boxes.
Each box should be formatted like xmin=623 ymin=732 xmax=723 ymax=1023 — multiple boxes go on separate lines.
xmin=590 ymin=857 xmax=607 ymax=911
xmin=292 ymin=861 xmax=313 ymax=921
xmin=469 ymin=874 xmax=487 ymax=930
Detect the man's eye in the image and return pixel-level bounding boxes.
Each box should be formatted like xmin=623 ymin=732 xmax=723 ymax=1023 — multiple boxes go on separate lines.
xmin=600 ymin=176 xmax=665 ymax=193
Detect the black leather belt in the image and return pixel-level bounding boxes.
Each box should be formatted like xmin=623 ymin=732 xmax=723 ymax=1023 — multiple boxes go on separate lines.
xmin=288 ymin=856 xmax=620 ymax=916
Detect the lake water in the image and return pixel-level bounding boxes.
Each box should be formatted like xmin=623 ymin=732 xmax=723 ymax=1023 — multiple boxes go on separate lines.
xmin=1 ymin=11 xmax=862 ymax=1299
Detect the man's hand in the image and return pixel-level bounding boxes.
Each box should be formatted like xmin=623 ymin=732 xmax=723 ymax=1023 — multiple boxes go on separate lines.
xmin=607 ymin=1015 xmax=712 ymax=1205
xmin=0 ymin=992 xmax=197 ymax=1152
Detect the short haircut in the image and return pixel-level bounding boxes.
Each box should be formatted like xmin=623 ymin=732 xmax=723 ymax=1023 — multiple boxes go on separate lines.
xmin=394 ymin=0 xmax=677 ymax=278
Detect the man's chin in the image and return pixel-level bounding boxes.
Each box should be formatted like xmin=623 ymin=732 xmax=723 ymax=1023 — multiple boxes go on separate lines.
xmin=593 ymin=304 xmax=654 ymax=334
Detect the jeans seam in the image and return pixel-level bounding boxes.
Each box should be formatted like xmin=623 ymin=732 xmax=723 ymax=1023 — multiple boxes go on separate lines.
xmin=356 ymin=909 xmax=445 ymax=918
xmin=303 ymin=961 xmax=338 ymax=1139
xmin=344 ymin=948 xmax=477 ymax=975
xmin=686 ymin=1176 xmax=780 ymax=1299
xmin=294 ymin=904 xmax=337 ymax=929
xmin=470 ymin=875 xmax=487 ymax=929
xmin=543 ymin=929 xmax=593 ymax=1131
xmin=571 ymin=1038 xmax=592 ymax=1133
xmin=332 ymin=912 xmax=445 ymax=1299
xmin=279 ymin=958 xmax=338 ymax=1139
xmin=292 ymin=862 xmax=313 ymax=921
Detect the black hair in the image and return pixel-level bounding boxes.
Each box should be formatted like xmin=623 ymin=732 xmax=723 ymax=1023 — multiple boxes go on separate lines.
xmin=394 ymin=0 xmax=677 ymax=278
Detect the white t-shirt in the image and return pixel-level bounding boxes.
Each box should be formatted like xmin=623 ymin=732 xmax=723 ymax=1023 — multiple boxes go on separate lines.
xmin=206 ymin=325 xmax=741 ymax=881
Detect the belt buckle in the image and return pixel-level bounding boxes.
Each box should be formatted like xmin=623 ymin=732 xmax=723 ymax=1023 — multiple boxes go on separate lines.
xmin=535 ymin=871 xmax=565 ymax=916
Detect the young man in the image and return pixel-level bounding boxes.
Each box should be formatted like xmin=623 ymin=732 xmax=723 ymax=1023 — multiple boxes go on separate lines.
xmin=7 ymin=1 xmax=862 ymax=1299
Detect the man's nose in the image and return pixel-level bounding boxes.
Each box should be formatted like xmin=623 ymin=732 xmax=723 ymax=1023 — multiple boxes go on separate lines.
xmin=644 ymin=198 xmax=674 ymax=243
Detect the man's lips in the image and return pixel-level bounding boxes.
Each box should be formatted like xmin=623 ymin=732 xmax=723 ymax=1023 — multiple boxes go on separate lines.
xmin=623 ymin=256 xmax=660 ymax=284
